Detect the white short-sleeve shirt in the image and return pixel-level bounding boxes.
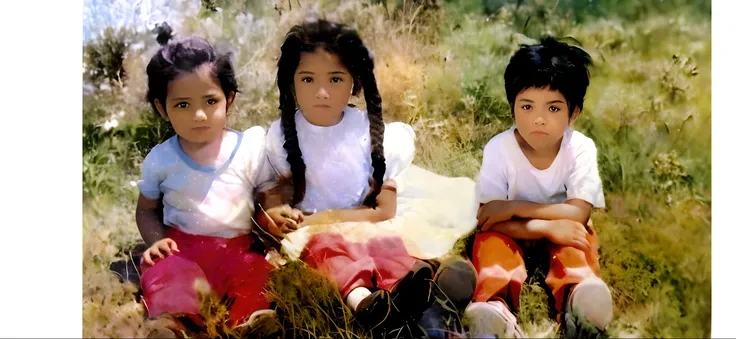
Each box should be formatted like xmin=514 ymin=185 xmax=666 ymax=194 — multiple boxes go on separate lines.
xmin=137 ymin=127 xmax=276 ymax=238
xmin=476 ymin=125 xmax=605 ymax=208
xmin=265 ymin=106 xmax=416 ymax=213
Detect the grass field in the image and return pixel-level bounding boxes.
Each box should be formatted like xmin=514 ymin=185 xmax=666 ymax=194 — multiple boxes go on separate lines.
xmin=82 ymin=0 xmax=711 ymax=337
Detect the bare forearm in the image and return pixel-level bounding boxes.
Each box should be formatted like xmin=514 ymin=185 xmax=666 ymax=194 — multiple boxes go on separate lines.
xmin=306 ymin=206 xmax=392 ymax=225
xmin=487 ymin=218 xmax=552 ymax=240
xmin=510 ymin=200 xmax=590 ymax=225
xmin=304 ymin=183 xmax=397 ymax=225
xmin=136 ymin=209 xmax=168 ymax=246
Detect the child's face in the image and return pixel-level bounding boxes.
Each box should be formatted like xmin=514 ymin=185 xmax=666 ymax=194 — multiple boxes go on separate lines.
xmin=155 ymin=64 xmax=234 ymax=144
xmin=513 ymin=86 xmax=580 ymax=152
xmin=293 ymin=47 xmax=354 ymax=126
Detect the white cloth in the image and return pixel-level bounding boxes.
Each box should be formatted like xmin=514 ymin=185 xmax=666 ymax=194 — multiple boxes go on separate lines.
xmin=265 ymin=105 xmax=415 ymax=213
xmin=476 ymin=125 xmax=605 ymax=208
xmin=137 ymin=127 xmax=275 ymax=238
xmin=280 ymin=165 xmax=479 ymax=260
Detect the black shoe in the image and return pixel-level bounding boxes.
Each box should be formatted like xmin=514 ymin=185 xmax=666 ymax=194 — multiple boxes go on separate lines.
xmin=355 ymin=290 xmax=392 ymax=332
xmin=109 ymin=247 xmax=144 ymax=286
xmin=419 ymin=257 xmax=477 ymax=338
xmin=389 ymin=260 xmax=435 ymax=322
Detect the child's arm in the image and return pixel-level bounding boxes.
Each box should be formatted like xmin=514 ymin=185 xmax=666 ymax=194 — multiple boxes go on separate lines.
xmin=135 ymin=194 xmax=167 ymax=246
xmin=136 ymin=193 xmax=179 ymax=265
xmin=510 ymin=199 xmax=592 ymax=225
xmin=487 ymin=217 xmax=592 ymax=252
xmin=300 ymin=179 xmax=398 ymax=225
xmin=509 ymin=199 xmax=592 ymax=226
xmin=478 ymin=199 xmax=592 ymax=231
xmin=254 ymin=176 xmax=304 ymax=238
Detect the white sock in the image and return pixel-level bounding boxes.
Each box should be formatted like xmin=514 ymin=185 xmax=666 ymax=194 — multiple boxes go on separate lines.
xmin=346 ymin=287 xmax=372 ymax=311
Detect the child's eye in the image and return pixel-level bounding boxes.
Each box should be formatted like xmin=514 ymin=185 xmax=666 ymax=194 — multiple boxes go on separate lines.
xmin=330 ymin=77 xmax=343 ymax=83
xmin=207 ymin=98 xmax=218 ymax=105
xmin=301 ymin=77 xmax=314 ymax=83
xmin=521 ymin=104 xmax=532 ymax=110
xmin=175 ymin=102 xmax=189 ymax=109
xmin=549 ymin=106 xmax=560 ymax=112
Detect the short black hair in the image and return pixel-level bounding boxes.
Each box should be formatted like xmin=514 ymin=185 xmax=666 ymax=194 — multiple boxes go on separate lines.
xmin=504 ymin=37 xmax=593 ymax=117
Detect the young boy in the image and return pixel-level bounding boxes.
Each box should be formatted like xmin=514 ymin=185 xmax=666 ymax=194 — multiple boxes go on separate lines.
xmin=464 ymin=37 xmax=613 ymax=338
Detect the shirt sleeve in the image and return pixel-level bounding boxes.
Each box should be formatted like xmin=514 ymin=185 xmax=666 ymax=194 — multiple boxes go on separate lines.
xmin=476 ymin=138 xmax=509 ymax=204
xmin=241 ymin=126 xmax=279 ymax=191
xmin=565 ymin=137 xmax=606 ymax=208
xmin=137 ymin=145 xmax=164 ymax=200
xmin=382 ymin=122 xmax=416 ymax=181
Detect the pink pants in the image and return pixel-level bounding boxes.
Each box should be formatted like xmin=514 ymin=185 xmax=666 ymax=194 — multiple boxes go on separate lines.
xmin=140 ymin=227 xmax=273 ymax=325
xmin=301 ymin=233 xmax=419 ymax=299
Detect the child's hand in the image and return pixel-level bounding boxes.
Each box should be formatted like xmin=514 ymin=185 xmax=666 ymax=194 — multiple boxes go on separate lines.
xmin=477 ymin=201 xmax=515 ymax=231
xmin=264 ymin=204 xmax=304 ymax=238
xmin=142 ymin=238 xmax=179 ymax=266
xmin=544 ymin=219 xmax=591 ymax=252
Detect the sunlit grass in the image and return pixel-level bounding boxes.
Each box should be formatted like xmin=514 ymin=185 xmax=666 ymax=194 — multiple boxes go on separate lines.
xmin=82 ymin=0 xmax=711 ymax=337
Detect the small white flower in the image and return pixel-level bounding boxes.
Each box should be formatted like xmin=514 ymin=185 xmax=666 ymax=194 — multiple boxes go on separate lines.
xmin=129 ymin=181 xmax=138 ymax=187
xmin=103 ymin=118 xmax=119 ymax=131
xmin=99 ymin=83 xmax=111 ymax=91
xmin=117 ymin=110 xmax=126 ymax=118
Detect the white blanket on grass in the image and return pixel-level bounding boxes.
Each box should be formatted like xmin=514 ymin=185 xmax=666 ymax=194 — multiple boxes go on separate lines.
xmin=280 ymin=165 xmax=478 ymax=260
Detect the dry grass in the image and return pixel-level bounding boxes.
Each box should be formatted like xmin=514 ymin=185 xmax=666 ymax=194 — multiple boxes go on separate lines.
xmin=83 ymin=0 xmax=710 ymax=337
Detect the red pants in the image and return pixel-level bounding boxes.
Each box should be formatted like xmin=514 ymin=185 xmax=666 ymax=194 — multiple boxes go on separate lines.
xmin=472 ymin=227 xmax=601 ymax=314
xmin=301 ymin=233 xmax=418 ymax=299
xmin=140 ymin=227 xmax=273 ymax=325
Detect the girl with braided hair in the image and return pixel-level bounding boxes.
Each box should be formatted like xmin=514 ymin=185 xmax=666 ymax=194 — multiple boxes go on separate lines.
xmin=262 ymin=19 xmax=478 ymax=334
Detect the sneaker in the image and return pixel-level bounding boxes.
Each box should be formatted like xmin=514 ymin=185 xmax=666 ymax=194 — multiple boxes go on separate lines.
xmin=561 ymin=277 xmax=612 ymax=339
xmin=419 ymin=257 xmax=477 ymax=338
xmin=464 ymin=299 xmax=525 ymax=338
xmin=355 ymin=289 xmax=392 ymax=332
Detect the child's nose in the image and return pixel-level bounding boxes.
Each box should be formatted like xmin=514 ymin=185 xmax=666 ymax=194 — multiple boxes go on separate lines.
xmin=316 ymin=87 xmax=329 ymax=99
xmin=194 ymin=109 xmax=207 ymax=121
xmin=534 ymin=116 xmax=546 ymax=125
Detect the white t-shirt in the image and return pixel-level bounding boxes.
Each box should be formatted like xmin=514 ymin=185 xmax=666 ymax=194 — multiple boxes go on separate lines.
xmin=265 ymin=105 xmax=416 ymax=213
xmin=476 ymin=125 xmax=605 ymax=208
xmin=137 ymin=127 xmax=275 ymax=238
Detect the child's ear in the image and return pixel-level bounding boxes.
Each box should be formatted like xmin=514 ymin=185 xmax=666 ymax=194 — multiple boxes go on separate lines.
xmin=225 ymin=91 xmax=236 ymax=112
xmin=154 ymin=99 xmax=169 ymax=121
xmin=569 ymin=106 xmax=581 ymax=125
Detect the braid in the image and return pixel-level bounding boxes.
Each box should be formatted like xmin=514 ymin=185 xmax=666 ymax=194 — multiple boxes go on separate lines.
xmin=276 ymin=20 xmax=388 ymax=209
xmin=342 ymin=36 xmax=386 ymax=208
xmin=277 ymin=33 xmax=307 ymax=206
